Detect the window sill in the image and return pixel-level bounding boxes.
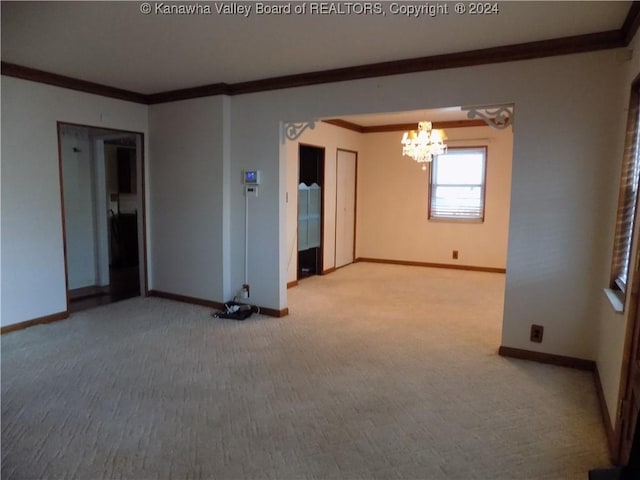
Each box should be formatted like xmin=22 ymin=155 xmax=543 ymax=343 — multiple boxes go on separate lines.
xmin=428 ymin=217 xmax=484 ymax=224
xmin=604 ymin=288 xmax=625 ymax=313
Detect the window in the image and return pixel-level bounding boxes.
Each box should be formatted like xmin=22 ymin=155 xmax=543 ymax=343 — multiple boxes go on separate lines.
xmin=611 ymin=83 xmax=640 ymax=300
xmin=429 ymin=147 xmax=487 ymax=221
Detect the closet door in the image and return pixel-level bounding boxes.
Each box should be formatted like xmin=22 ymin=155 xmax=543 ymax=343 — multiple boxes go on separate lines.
xmin=335 ymin=149 xmax=357 ymax=268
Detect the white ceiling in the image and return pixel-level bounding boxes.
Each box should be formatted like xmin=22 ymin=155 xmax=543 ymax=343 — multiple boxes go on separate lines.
xmin=1 ymin=1 xmax=632 ymax=95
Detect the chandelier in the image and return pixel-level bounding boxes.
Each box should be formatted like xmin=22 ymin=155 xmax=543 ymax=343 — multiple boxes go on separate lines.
xmin=401 ymin=121 xmax=447 ymax=170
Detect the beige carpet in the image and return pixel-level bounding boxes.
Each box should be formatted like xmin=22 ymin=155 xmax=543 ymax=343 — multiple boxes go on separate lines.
xmin=1 ymin=263 xmax=609 ymax=479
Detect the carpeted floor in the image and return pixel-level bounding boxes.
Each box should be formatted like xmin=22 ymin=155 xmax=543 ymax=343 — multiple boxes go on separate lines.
xmin=1 ymin=263 xmax=609 ymax=479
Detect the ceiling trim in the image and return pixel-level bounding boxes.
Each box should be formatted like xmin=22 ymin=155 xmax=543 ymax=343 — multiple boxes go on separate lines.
xmin=323 ymin=119 xmax=487 ymax=133
xmin=0 ymin=61 xmax=147 ymax=104
xmin=622 ymin=1 xmax=640 ymax=44
xmin=146 ymin=82 xmax=230 ymax=104
xmin=365 ymin=119 xmax=489 ymax=133
xmin=2 ymin=2 xmax=638 ymax=105
xmin=224 ymin=30 xmax=624 ymax=98
xmin=322 ymin=119 xmax=364 ymax=133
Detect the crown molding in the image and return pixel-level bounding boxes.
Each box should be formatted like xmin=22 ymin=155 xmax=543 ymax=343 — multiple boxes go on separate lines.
xmin=322 ymin=119 xmax=364 ymax=133
xmin=0 ymin=61 xmax=148 ymax=104
xmin=146 ymin=82 xmax=231 ymax=104
xmin=224 ymin=30 xmax=624 ymax=100
xmin=621 ymin=1 xmax=640 ymax=45
xmin=366 ymin=119 xmax=488 ymax=133
xmin=323 ymin=119 xmax=489 ymax=133
xmin=2 ymin=6 xmax=635 ymax=106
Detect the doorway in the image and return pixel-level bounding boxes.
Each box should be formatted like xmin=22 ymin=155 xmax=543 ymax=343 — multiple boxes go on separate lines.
xmin=58 ymin=123 xmax=146 ymax=312
xmin=298 ymin=144 xmax=325 ymax=279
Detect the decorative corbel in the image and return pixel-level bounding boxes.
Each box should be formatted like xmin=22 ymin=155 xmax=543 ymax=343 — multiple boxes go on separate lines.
xmin=461 ymin=104 xmax=514 ymax=130
xmin=283 ymin=121 xmax=316 ymax=142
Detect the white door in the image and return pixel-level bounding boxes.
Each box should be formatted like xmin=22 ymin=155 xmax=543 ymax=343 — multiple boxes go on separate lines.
xmin=335 ymin=149 xmax=357 ymax=268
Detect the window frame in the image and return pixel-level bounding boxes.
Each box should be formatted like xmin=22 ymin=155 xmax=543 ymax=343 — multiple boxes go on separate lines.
xmin=610 ymin=80 xmax=640 ymax=304
xmin=428 ymin=146 xmax=488 ymax=222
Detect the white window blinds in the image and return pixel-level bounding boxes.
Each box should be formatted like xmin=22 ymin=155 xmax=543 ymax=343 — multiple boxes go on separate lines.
xmin=429 ymin=147 xmax=487 ymax=221
xmin=611 ymin=85 xmax=640 ymax=294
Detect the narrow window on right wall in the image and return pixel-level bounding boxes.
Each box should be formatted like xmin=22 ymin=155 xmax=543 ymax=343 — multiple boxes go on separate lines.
xmin=429 ymin=146 xmax=487 ymax=222
xmin=611 ymin=83 xmax=640 ymax=305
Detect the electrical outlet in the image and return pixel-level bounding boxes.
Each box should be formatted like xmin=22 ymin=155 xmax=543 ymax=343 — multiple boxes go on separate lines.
xmin=452 ymin=250 xmax=459 ymax=260
xmin=242 ymin=284 xmax=250 ymax=299
xmin=530 ymin=324 xmax=544 ymax=343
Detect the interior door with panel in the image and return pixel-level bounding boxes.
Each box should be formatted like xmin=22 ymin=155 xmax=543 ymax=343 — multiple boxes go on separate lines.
xmin=335 ymin=149 xmax=357 ymax=269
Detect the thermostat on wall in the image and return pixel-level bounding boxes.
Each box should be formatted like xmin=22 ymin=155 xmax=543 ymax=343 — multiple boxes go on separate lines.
xmin=243 ymin=170 xmax=261 ymax=185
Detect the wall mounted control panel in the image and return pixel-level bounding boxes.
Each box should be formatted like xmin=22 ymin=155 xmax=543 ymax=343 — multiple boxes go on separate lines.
xmin=243 ymin=170 xmax=260 ymax=185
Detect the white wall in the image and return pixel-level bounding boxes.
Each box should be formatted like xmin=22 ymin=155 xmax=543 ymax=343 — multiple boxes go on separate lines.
xmin=498 ymin=53 xmax=625 ymax=361
xmin=357 ymin=126 xmax=512 ymax=268
xmin=593 ymin=41 xmax=640 ymax=426
xmin=286 ymin=122 xmax=364 ymax=283
xmin=148 ymin=96 xmax=228 ymax=302
xmin=1 ymin=76 xmax=148 ymax=327
xmin=60 ymin=126 xmax=98 ymax=289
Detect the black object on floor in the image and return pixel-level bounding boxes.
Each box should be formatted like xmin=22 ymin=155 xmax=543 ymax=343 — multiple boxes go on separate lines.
xmin=212 ymin=302 xmax=255 ymax=321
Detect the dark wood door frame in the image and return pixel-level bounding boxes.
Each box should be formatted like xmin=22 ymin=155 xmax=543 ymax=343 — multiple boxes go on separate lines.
xmin=617 ymin=260 xmax=640 ymax=464
xmin=56 ymin=121 xmax=148 ymax=313
xmin=297 ymin=143 xmax=325 ymax=280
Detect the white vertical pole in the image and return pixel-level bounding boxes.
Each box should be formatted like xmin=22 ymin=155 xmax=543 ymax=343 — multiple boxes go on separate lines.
xmin=245 ymin=190 xmax=249 ymax=288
